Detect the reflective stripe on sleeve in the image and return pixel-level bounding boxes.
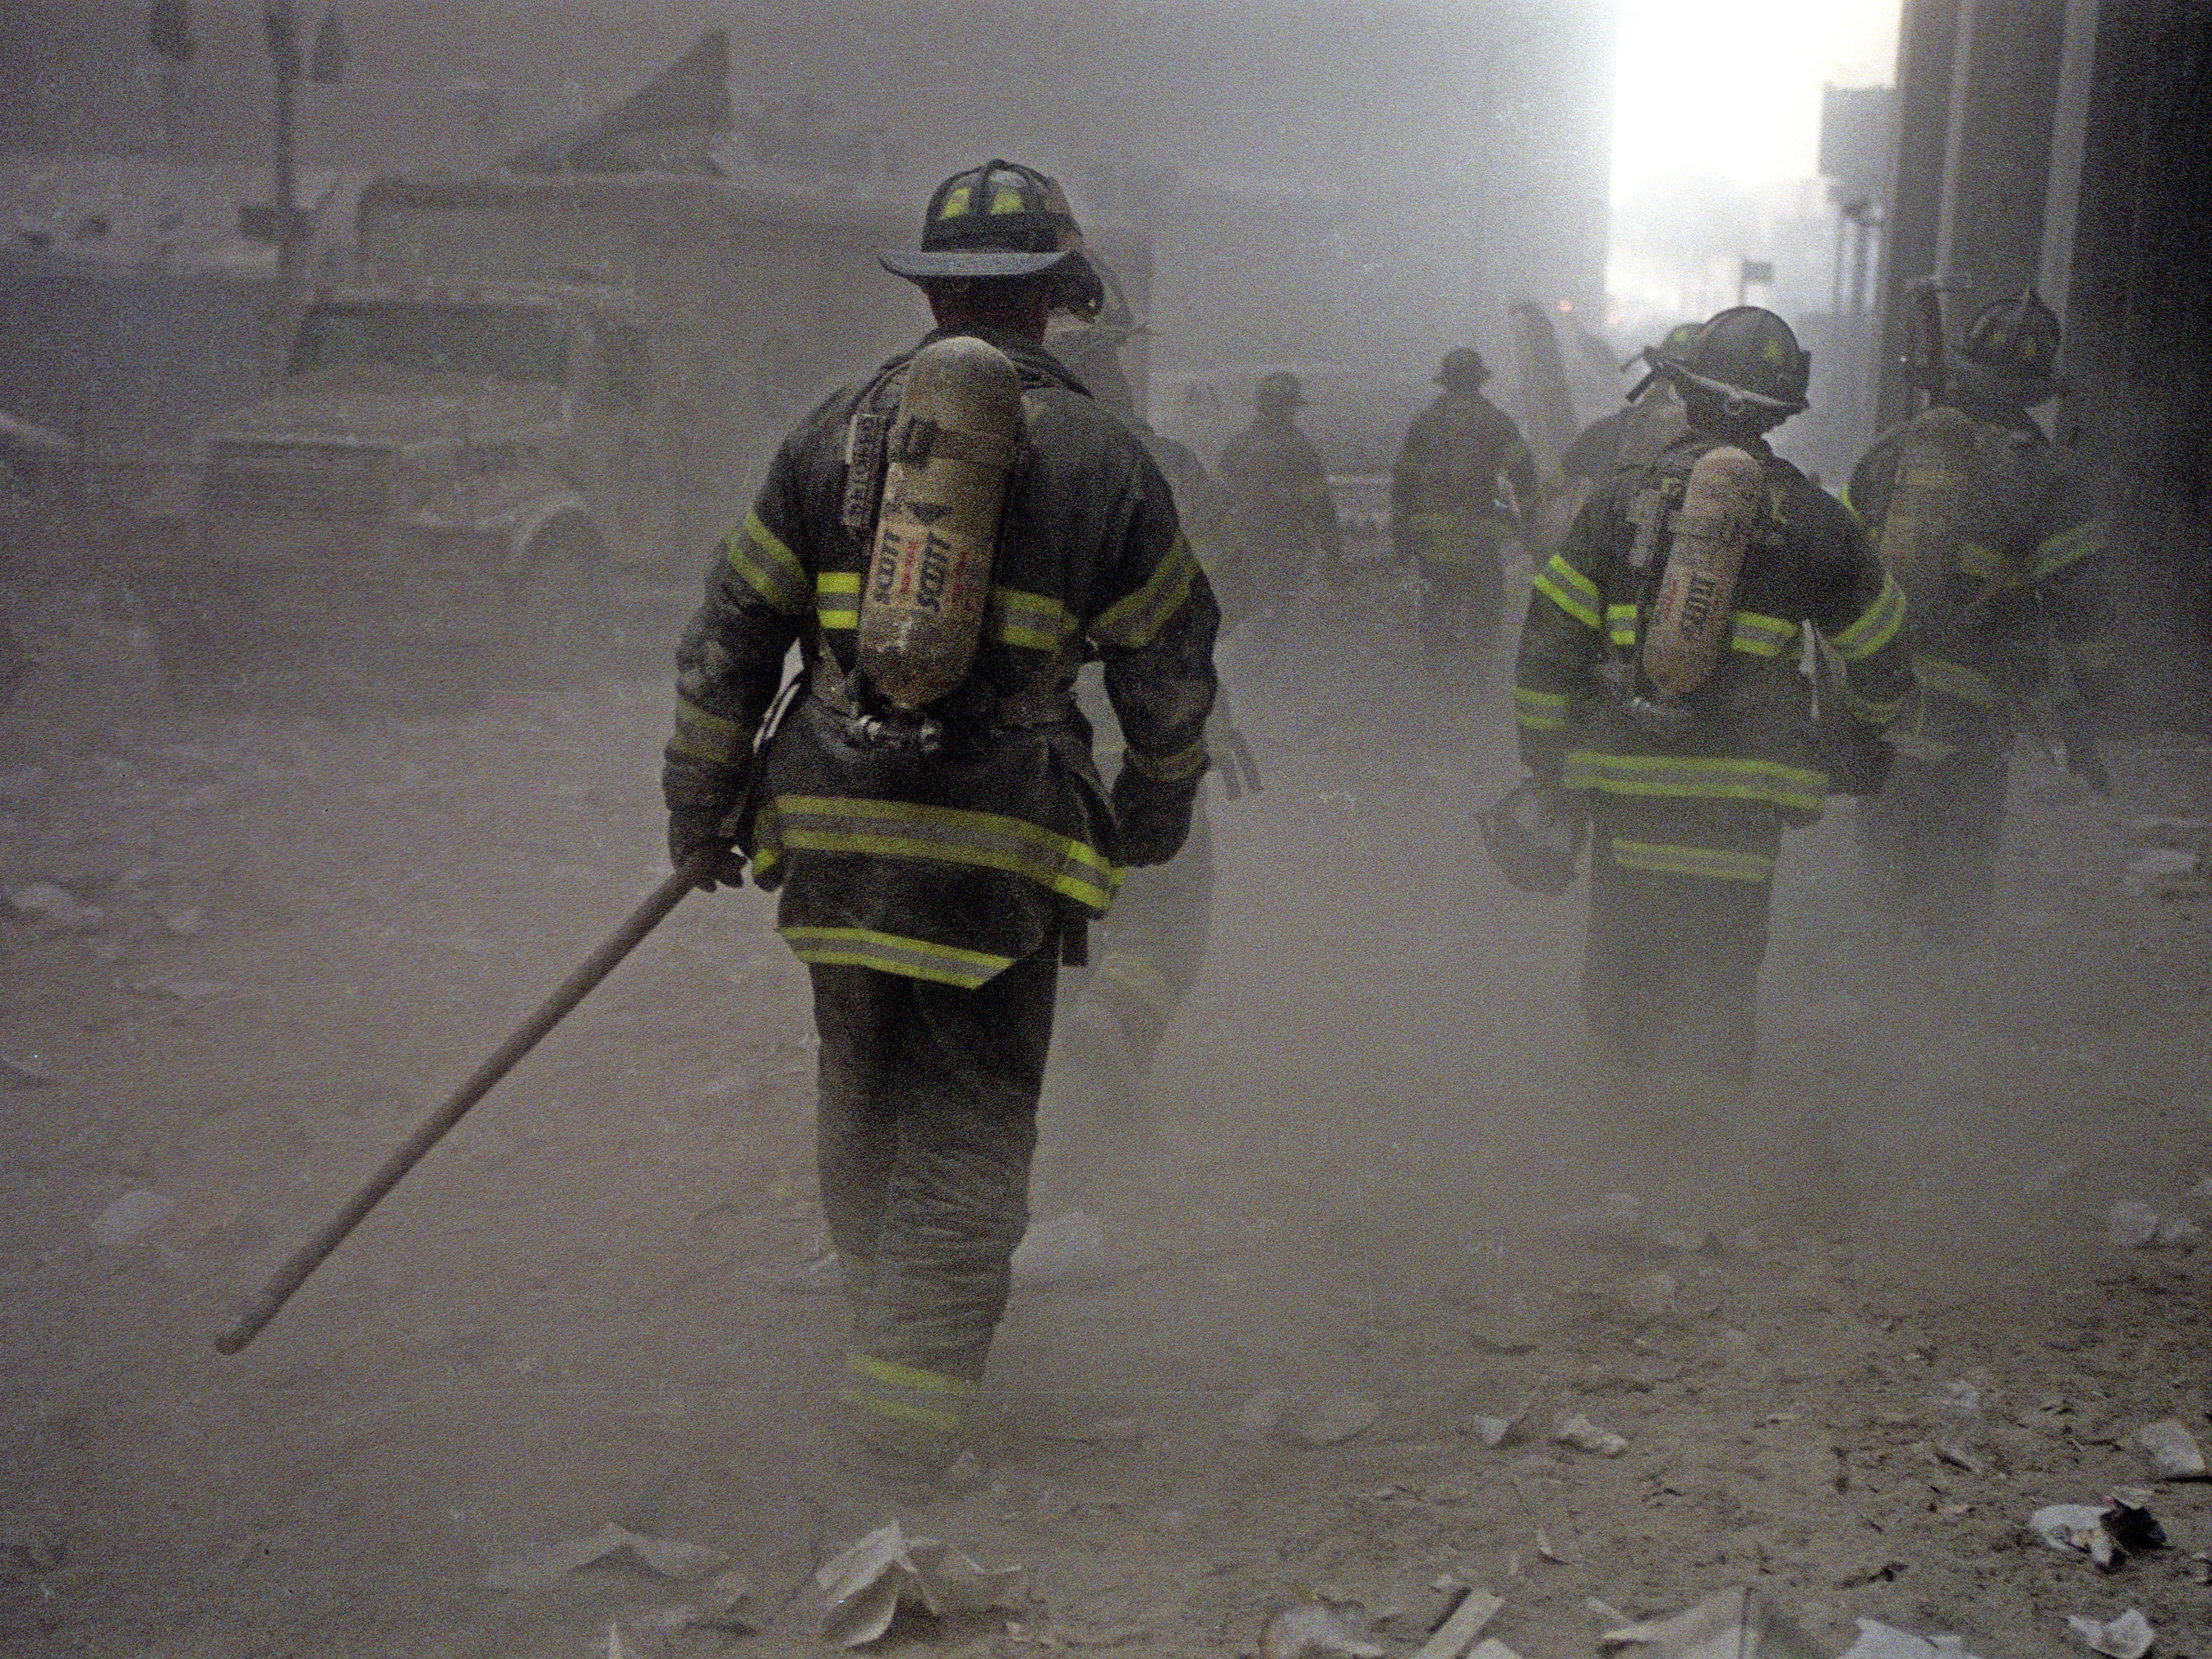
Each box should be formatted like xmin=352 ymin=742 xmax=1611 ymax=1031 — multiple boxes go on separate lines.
xmin=1092 ymin=532 xmax=1200 ymax=649
xmin=1605 ymin=602 xmax=1637 ymax=647
xmin=1514 ymin=684 xmax=1569 ymax=731
xmin=991 ymin=585 xmax=1081 ymax=652
xmin=1122 ymin=735 xmax=1209 ymax=783
xmin=782 ymin=926 xmax=1016 ymax=989
xmin=2032 ymin=517 xmax=2107 ymax=580
xmin=725 ymin=509 xmax=811 ymax=615
xmin=1562 ymin=749 xmax=1827 ymax=812
xmin=1610 ymin=837 xmax=1776 ymax=882
xmin=1532 ymin=552 xmax=1601 ymax=629
xmin=767 ymin=793 xmax=1122 ymax=911
xmin=816 ymin=569 xmax=860 ymax=631
xmin=1913 ymin=652 xmax=2005 ymax=709
xmin=1728 ymin=611 xmax=1799 ymax=657
xmin=1825 ymin=570 xmax=1906 ymax=661
xmin=668 ymin=696 xmax=750 ymax=766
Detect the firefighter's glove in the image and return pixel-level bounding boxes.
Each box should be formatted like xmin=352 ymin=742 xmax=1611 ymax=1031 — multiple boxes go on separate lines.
xmin=663 ymin=756 xmax=750 ymax=892
xmin=2059 ymin=707 xmax=2112 ymax=795
xmin=1111 ymin=767 xmax=1201 ymax=868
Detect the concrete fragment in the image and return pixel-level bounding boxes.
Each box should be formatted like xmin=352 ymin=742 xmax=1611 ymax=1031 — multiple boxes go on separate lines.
xmin=2136 ymin=1418 xmax=2207 ymax=1481
xmin=1297 ymin=1390 xmax=1379 ymax=1447
xmin=2106 ymin=1201 xmax=2159 ymax=1248
xmin=2064 ymin=1608 xmax=2153 ymax=1659
xmin=1555 ymin=1413 xmax=1628 ymax=1457
xmin=92 ymin=1189 xmax=174 ymax=1246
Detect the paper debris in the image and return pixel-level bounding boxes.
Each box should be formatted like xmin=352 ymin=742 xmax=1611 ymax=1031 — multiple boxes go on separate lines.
xmin=1410 ymin=1588 xmax=1502 ymax=1659
xmin=1838 ymin=1620 xmax=1993 ymax=1659
xmin=482 ymin=1523 xmax=726 ymax=1592
xmin=2138 ymin=1417 xmax=2208 ymax=1480
xmin=1600 ymin=1587 xmax=1824 ymax=1658
xmin=1555 ymin=1412 xmax=1629 ymax=1457
xmin=92 ymin=1189 xmax=175 ymax=1247
xmin=1259 ymin=1601 xmax=1385 ymax=1659
xmin=2065 ymin=1608 xmax=2153 ymax=1659
xmin=1297 ymin=1391 xmax=1380 ymax=1447
xmin=813 ymin=1520 xmax=1022 ymax=1648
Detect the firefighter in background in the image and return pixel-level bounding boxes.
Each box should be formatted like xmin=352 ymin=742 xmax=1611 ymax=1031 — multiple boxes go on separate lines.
xmin=1558 ymin=322 xmax=1700 ymax=486
xmin=1392 ymin=347 xmax=1540 ymax=675
xmin=1846 ymin=287 xmax=2115 ymax=942
xmin=1509 ymin=307 xmax=1914 ymax=1080
xmin=663 ymin=160 xmax=1218 ymax=1476
xmin=1040 ymin=319 xmax=1260 ymax=1183
xmin=1216 ymin=370 xmax=1341 ymax=648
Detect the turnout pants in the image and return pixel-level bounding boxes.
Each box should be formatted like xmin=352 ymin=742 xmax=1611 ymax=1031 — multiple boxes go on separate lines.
xmin=811 ymin=953 xmax=1058 ymax=1452
xmin=1580 ymin=804 xmax=1779 ymax=1081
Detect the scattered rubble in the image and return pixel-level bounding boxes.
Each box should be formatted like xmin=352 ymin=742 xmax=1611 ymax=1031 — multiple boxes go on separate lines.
xmin=812 ymin=1520 xmax=1021 ymax=1648
xmin=1837 ymin=1621 xmax=1992 ymax=1659
xmin=2106 ymin=1201 xmax=2160 ymax=1248
xmin=2136 ymin=1417 xmax=2207 ymax=1480
xmin=0 ymin=1053 xmax=60 ymax=1090
xmin=2063 ymin=1607 xmax=2154 ymax=1659
xmin=481 ymin=1523 xmax=726 ymax=1592
xmin=9 ymin=882 xmax=99 ymax=929
xmin=1598 ymin=1587 xmax=1822 ymax=1657
xmin=1554 ymin=1412 xmax=1628 ymax=1457
xmin=1296 ymin=1391 xmax=1380 ymax=1447
xmin=91 ymin=1189 xmax=174 ymax=1247
xmin=1259 ymin=1599 xmax=1385 ymax=1659
xmin=1408 ymin=1587 xmax=1500 ymax=1659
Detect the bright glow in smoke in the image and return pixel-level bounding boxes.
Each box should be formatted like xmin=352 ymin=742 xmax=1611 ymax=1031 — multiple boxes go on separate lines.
xmin=1611 ymin=0 xmax=1901 ymax=196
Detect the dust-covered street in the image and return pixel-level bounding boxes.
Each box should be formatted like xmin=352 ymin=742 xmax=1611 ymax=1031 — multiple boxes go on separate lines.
xmin=2 ymin=580 xmax=2206 ymax=1658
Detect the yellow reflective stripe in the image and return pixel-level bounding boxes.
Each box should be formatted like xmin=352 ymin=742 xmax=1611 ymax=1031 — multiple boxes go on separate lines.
xmin=1532 ymin=552 xmax=1601 ymax=629
xmin=1514 ymin=685 xmax=1568 ymax=730
xmin=816 ymin=569 xmax=861 ymax=630
xmin=990 ymin=584 xmax=1081 ymax=652
xmin=2032 ymin=518 xmax=2106 ymax=580
xmin=1728 ymin=611 xmax=1798 ymax=658
xmin=668 ymin=696 xmax=751 ymax=766
xmin=1840 ymin=684 xmax=1910 ymax=724
xmin=781 ymin=925 xmax=1014 ymax=989
xmin=1562 ymin=749 xmax=1827 ymax=811
xmin=1092 ymin=532 xmax=1200 ymax=650
xmin=772 ymin=794 xmax=1122 ymax=910
xmin=840 ymin=1353 xmax=976 ymax=1435
xmin=1826 ymin=570 xmax=1905 ymax=661
xmin=1611 ymin=837 xmax=1775 ymax=882
xmin=724 ymin=510 xmax=810 ymax=615
xmin=1122 ymin=735 xmax=1209 ymax=783
xmin=1605 ymin=602 xmax=1638 ymax=647
xmin=1914 ymin=652 xmax=2004 ymax=708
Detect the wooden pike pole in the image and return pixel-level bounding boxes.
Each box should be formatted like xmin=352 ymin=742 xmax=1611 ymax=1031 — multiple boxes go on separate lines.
xmin=213 ymin=854 xmax=717 ymax=1354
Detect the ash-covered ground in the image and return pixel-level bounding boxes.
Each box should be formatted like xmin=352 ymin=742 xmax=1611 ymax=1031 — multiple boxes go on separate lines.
xmin=1 ymin=569 xmax=2207 ymax=1657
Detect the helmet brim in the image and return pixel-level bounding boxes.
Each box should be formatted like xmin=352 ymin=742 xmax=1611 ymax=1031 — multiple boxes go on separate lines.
xmin=1664 ymin=362 xmax=1808 ymax=415
xmin=878 ymin=247 xmax=1080 ymax=282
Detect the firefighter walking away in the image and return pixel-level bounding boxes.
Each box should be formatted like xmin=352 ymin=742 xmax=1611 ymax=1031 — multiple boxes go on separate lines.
xmin=662 ymin=159 xmax=1219 ymax=1485
xmin=1505 ymin=306 xmax=1915 ymax=1086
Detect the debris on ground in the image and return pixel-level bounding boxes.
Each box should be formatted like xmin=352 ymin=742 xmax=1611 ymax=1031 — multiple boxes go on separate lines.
xmin=9 ymin=882 xmax=99 ymax=929
xmin=1011 ymin=1210 xmax=1107 ymax=1288
xmin=2063 ymin=1607 xmax=2154 ymax=1659
xmin=2106 ymin=1201 xmax=2160 ymax=1248
xmin=1931 ymin=1380 xmax=1993 ymax=1473
xmin=812 ymin=1519 xmax=1022 ymax=1648
xmin=654 ymin=1566 xmax=759 ymax=1634
xmin=2154 ymin=1214 xmax=2201 ymax=1247
xmin=2030 ymin=1497 xmax=2164 ymax=1570
xmin=481 ymin=1523 xmax=727 ymax=1592
xmin=1236 ymin=1388 xmax=1287 ymax=1437
xmin=2125 ymin=847 xmax=2200 ymax=889
xmin=1296 ymin=1390 xmax=1380 ymax=1447
xmin=1837 ymin=1620 xmax=1993 ymax=1659
xmin=2137 ymin=1417 xmax=2208 ymax=1480
xmin=1553 ymin=1192 xmax=1710 ymax=1256
xmin=1 ymin=1053 xmax=60 ymax=1090
xmin=1554 ymin=1412 xmax=1628 ymax=1457
xmin=1597 ymin=1587 xmax=1823 ymax=1657
xmin=91 ymin=1189 xmax=174 ymax=1247
xmin=2099 ymin=1496 xmax=2165 ymax=1553
xmin=1471 ymin=1405 xmax=1525 ymax=1448
xmin=1258 ymin=1599 xmax=1385 ymax=1659
xmin=1409 ymin=1586 xmax=1501 ymax=1659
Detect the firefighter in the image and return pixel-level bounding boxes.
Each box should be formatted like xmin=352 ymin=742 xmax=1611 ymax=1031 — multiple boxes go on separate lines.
xmin=1216 ymin=370 xmax=1340 ymax=651
xmin=1846 ymin=287 xmax=2115 ymax=942
xmin=1392 ymin=347 xmax=1540 ymax=675
xmin=662 ymin=159 xmax=1219 ymax=1477
xmin=1510 ymin=306 xmax=1914 ymax=1080
xmin=1558 ymin=322 xmax=1700 ymax=486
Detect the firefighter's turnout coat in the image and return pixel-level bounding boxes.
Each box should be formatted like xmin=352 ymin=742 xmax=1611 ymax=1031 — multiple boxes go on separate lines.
xmin=1392 ymin=389 xmax=1538 ymax=569
xmin=1846 ymin=404 xmax=2113 ymax=760
xmin=666 ymin=327 xmax=1220 ymax=989
xmin=1217 ymin=416 xmax=1341 ymax=588
xmin=1518 ymin=428 xmax=1913 ymax=873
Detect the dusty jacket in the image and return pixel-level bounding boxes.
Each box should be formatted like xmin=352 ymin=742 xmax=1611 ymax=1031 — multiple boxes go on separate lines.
xmin=1217 ymin=417 xmax=1340 ymax=562
xmin=1516 ymin=427 xmax=1914 ymax=835
xmin=665 ymin=327 xmax=1219 ymax=988
xmin=1846 ymin=403 xmax=2113 ymax=758
xmin=1392 ymin=390 xmax=1538 ymax=563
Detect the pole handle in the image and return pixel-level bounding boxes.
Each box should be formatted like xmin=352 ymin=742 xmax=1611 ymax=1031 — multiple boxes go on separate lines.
xmin=213 ymin=859 xmax=709 ymax=1355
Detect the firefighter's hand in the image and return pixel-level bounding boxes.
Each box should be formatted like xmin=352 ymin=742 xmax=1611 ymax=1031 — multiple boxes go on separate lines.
xmin=668 ymin=808 xmax=748 ymax=891
xmin=1112 ymin=768 xmax=1200 ymax=867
